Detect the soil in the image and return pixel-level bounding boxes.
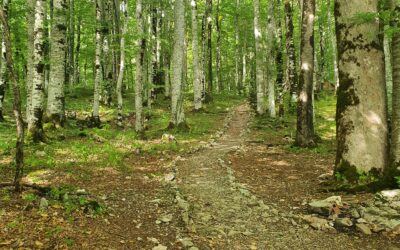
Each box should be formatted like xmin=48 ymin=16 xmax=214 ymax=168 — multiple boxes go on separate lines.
xmin=1 ymin=103 xmax=399 ymax=249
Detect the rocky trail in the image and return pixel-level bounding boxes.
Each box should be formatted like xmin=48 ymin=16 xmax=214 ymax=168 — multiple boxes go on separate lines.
xmin=168 ymin=104 xmax=400 ymax=249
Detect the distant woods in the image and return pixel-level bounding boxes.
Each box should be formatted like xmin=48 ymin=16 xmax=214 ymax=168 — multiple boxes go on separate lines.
xmin=1 ymin=0 xmax=400 ymax=190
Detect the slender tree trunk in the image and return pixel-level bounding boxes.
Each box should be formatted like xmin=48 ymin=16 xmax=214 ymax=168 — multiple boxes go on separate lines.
xmin=275 ymin=0 xmax=284 ymax=117
xmin=296 ymin=0 xmax=315 ymax=147
xmin=215 ymin=0 xmax=222 ymax=92
xmin=266 ymin=0 xmax=276 ymax=118
xmin=28 ymin=0 xmax=47 ymax=142
xmin=327 ymin=0 xmax=338 ymax=90
xmin=205 ymin=0 xmax=213 ymax=101
xmin=235 ymin=0 xmax=243 ymax=95
xmin=253 ymin=0 xmax=265 ymax=115
xmin=335 ymin=0 xmax=388 ymax=179
xmin=116 ymin=0 xmax=127 ymax=127
xmin=92 ymin=0 xmax=103 ymax=127
xmin=0 ymin=7 xmax=25 ymax=192
xmin=68 ymin=0 xmax=74 ymax=87
xmin=169 ymin=0 xmax=186 ymax=127
xmin=191 ymin=0 xmax=202 ymax=111
xmin=47 ymin=0 xmax=67 ymax=127
xmin=74 ymin=16 xmax=81 ymax=85
xmin=0 ymin=0 xmax=9 ymax=122
xmin=102 ymin=0 xmax=113 ymax=106
xmin=285 ymin=0 xmax=298 ymax=111
xmin=26 ymin=0 xmax=35 ymax=122
xmin=135 ymin=0 xmax=145 ymax=135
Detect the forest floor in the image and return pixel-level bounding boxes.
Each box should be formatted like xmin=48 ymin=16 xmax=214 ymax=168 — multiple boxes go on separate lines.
xmin=1 ymin=93 xmax=400 ymax=249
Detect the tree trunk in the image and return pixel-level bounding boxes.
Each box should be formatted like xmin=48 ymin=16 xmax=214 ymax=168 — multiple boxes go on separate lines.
xmin=295 ymin=0 xmax=315 ymax=147
xmin=235 ymin=0 xmax=243 ymax=95
xmin=215 ymin=0 xmax=222 ymax=92
xmin=135 ymin=0 xmax=145 ymax=135
xmin=327 ymin=0 xmax=339 ymax=90
xmin=335 ymin=0 xmax=388 ymax=179
xmin=26 ymin=0 xmax=35 ymax=122
xmin=0 ymin=0 xmax=9 ymax=122
xmin=253 ymin=0 xmax=265 ymax=115
xmin=68 ymin=0 xmax=74 ymax=87
xmin=266 ymin=0 xmax=276 ymax=118
xmin=102 ymin=0 xmax=113 ymax=106
xmin=389 ymin=0 xmax=400 ymax=182
xmin=74 ymin=16 xmax=81 ymax=85
xmin=170 ymin=0 xmax=186 ymax=128
xmin=28 ymin=0 xmax=47 ymax=142
xmin=205 ymin=0 xmax=213 ymax=101
xmin=285 ymin=0 xmax=298 ymax=111
xmin=47 ymin=0 xmax=67 ymax=127
xmin=191 ymin=0 xmax=202 ymax=111
xmin=116 ymin=0 xmax=127 ymax=127
xmin=0 ymin=4 xmax=25 ymax=192
xmin=275 ymin=0 xmax=284 ymax=117
xmin=92 ymin=0 xmax=103 ymax=127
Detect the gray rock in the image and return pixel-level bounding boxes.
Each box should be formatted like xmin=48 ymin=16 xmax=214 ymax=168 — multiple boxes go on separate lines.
xmin=39 ymin=197 xmax=49 ymax=210
xmin=335 ymin=218 xmax=353 ymax=227
xmin=180 ymin=238 xmax=194 ymax=248
xmin=356 ymin=223 xmax=372 ymax=235
xmin=308 ymin=196 xmax=342 ymax=215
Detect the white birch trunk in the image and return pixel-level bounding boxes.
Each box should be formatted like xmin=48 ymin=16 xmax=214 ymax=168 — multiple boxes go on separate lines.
xmin=135 ymin=0 xmax=145 ymax=134
xmin=47 ymin=0 xmax=67 ymax=127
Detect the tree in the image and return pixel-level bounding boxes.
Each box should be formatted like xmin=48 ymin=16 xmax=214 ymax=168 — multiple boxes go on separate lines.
xmin=335 ymin=0 xmax=388 ymax=179
xmin=390 ymin=0 xmax=400 ymax=182
xmin=253 ymin=0 xmax=265 ymax=115
xmin=205 ymin=0 xmax=213 ymax=101
xmin=47 ymin=0 xmax=68 ymax=127
xmin=0 ymin=4 xmax=25 ymax=192
xmin=266 ymin=0 xmax=276 ymax=118
xmin=135 ymin=0 xmax=145 ymax=135
xmin=0 ymin=0 xmax=9 ymax=122
xmin=91 ymin=0 xmax=103 ymax=127
xmin=116 ymin=0 xmax=128 ymax=127
xmin=296 ymin=0 xmax=316 ymax=147
xmin=285 ymin=0 xmax=298 ymax=111
xmin=191 ymin=0 xmax=202 ymax=111
xmin=28 ymin=0 xmax=47 ymax=142
xmin=169 ymin=0 xmax=186 ymax=128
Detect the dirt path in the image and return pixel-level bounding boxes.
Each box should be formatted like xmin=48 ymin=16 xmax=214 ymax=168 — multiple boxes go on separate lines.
xmin=174 ymin=104 xmax=400 ymax=249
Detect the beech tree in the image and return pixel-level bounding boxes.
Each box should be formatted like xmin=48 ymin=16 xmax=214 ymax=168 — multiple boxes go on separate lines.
xmin=296 ymin=0 xmax=316 ymax=147
xmin=191 ymin=0 xmax=202 ymax=111
xmin=335 ymin=0 xmax=388 ymax=179
xmin=253 ymin=0 xmax=265 ymax=115
xmin=170 ymin=0 xmax=186 ymax=128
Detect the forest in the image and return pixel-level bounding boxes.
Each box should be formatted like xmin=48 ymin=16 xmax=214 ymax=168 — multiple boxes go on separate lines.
xmin=0 ymin=0 xmax=400 ymax=249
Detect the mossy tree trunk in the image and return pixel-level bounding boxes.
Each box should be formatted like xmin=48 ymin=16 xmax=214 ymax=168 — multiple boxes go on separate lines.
xmin=92 ymin=0 xmax=103 ymax=127
xmin=0 ymin=0 xmax=9 ymax=122
xmin=335 ymin=0 xmax=388 ymax=180
xmin=135 ymin=0 xmax=145 ymax=134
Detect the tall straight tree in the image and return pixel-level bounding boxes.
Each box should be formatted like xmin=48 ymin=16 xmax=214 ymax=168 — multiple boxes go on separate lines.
xmin=26 ymin=0 xmax=35 ymax=122
xmin=0 ymin=0 xmax=9 ymax=122
xmin=191 ymin=0 xmax=202 ymax=111
xmin=135 ymin=0 xmax=145 ymax=135
xmin=285 ymin=0 xmax=298 ymax=111
xmin=28 ymin=0 xmax=47 ymax=142
xmin=253 ymin=0 xmax=265 ymax=115
xmin=47 ymin=0 xmax=67 ymax=127
xmin=169 ymin=0 xmax=186 ymax=127
xmin=215 ymin=0 xmax=222 ymax=92
xmin=296 ymin=0 xmax=315 ymax=147
xmin=266 ymin=0 xmax=276 ymax=118
xmin=205 ymin=0 xmax=213 ymax=101
xmin=116 ymin=0 xmax=128 ymax=127
xmin=335 ymin=0 xmax=388 ymax=179
xmin=92 ymin=0 xmax=103 ymax=127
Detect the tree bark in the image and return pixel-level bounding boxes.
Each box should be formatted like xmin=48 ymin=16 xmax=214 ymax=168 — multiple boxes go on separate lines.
xmin=170 ymin=0 xmax=186 ymax=127
xmin=0 ymin=0 xmax=9 ymax=122
xmin=235 ymin=0 xmax=243 ymax=95
xmin=191 ymin=0 xmax=202 ymax=111
xmin=215 ymin=0 xmax=222 ymax=92
xmin=285 ymin=0 xmax=298 ymax=111
xmin=205 ymin=0 xmax=213 ymax=101
xmin=92 ymin=0 xmax=103 ymax=127
xmin=296 ymin=0 xmax=315 ymax=147
xmin=266 ymin=0 xmax=276 ymax=118
xmin=116 ymin=0 xmax=127 ymax=127
xmin=335 ymin=0 xmax=388 ymax=179
xmin=28 ymin=0 xmax=47 ymax=142
xmin=47 ymin=0 xmax=67 ymax=127
xmin=135 ymin=0 xmax=145 ymax=134
xmin=389 ymin=0 xmax=400 ymax=181
xmin=0 ymin=5 xmax=25 ymax=192
xmin=26 ymin=0 xmax=35 ymax=123
xmin=253 ymin=0 xmax=265 ymax=115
